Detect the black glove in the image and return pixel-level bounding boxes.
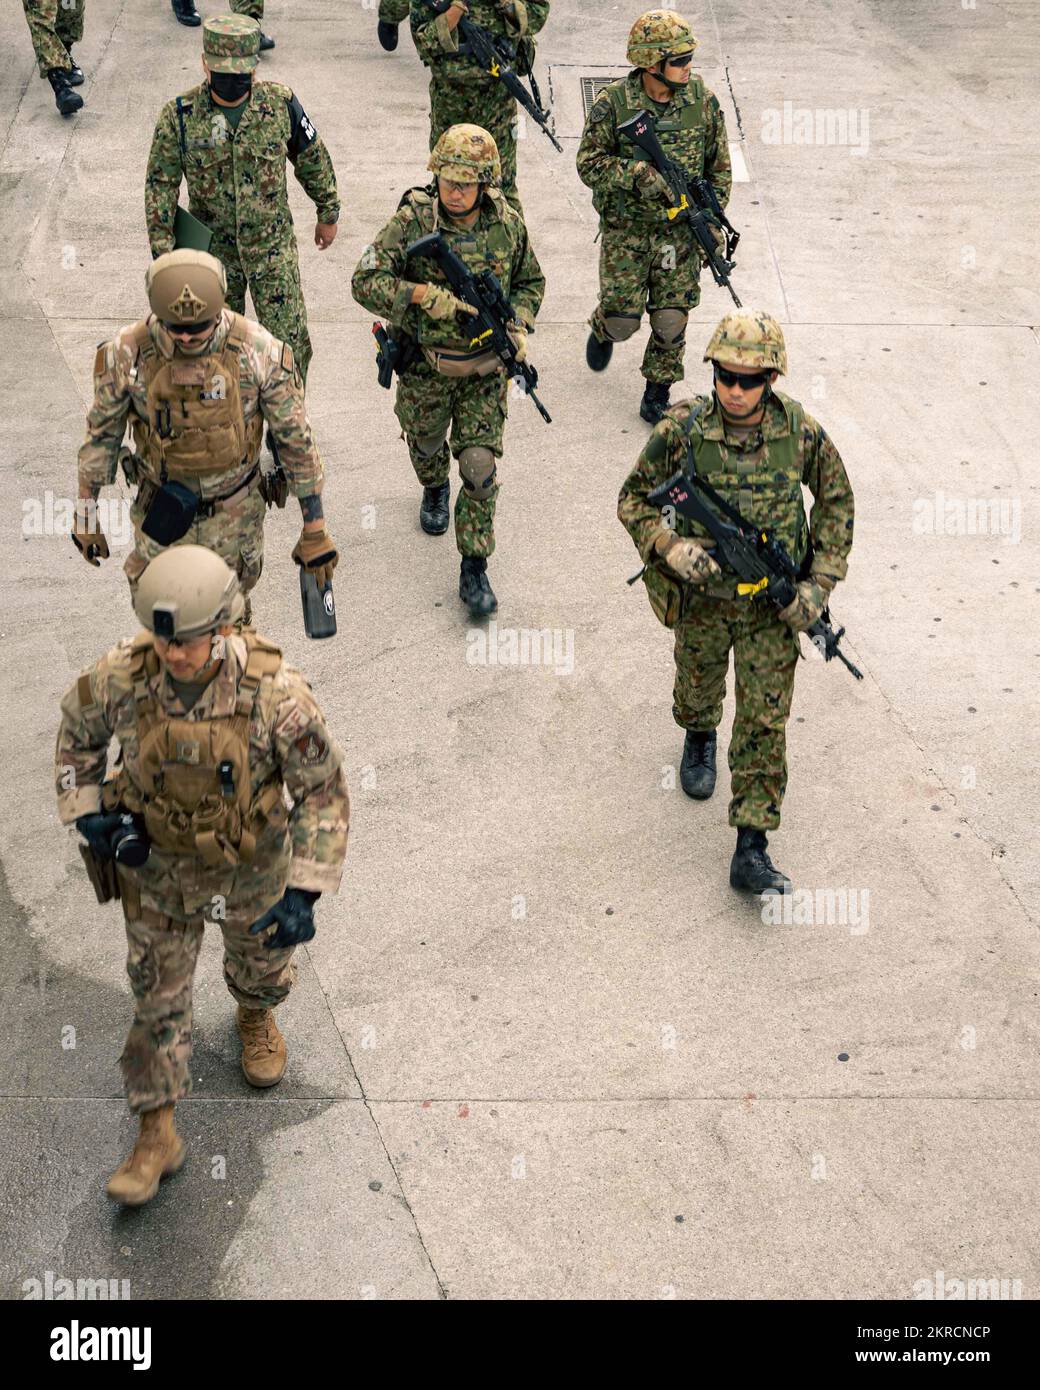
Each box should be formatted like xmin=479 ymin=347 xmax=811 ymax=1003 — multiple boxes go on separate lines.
xmin=75 ymin=812 xmax=125 ymax=859
xmin=249 ymin=887 xmax=320 ymax=950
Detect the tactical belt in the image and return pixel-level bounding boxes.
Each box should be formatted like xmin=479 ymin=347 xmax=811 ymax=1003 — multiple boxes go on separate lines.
xmin=137 ymin=463 xmax=261 ymax=519
xmin=423 ymin=346 xmax=501 ymax=378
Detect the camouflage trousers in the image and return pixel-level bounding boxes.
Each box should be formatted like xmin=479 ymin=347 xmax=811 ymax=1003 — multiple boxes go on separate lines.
xmin=123 ymin=478 xmax=267 ymax=603
xmin=22 ymin=0 xmax=84 ymax=76
xmin=429 ymin=77 xmax=521 ymax=211
xmin=116 ymin=871 xmax=295 ymax=1114
xmin=379 ymin=0 xmax=411 ymax=20
xmin=591 ymin=219 xmax=703 ymax=384
xmin=673 ymin=593 xmax=801 ymax=831
xmin=230 ymin=0 xmax=264 ymax=21
xmin=395 ymin=359 xmax=507 ymax=558
xmin=212 ymin=237 xmax=313 ymax=382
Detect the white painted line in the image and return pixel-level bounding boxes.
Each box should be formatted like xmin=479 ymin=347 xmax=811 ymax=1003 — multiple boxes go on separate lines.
xmin=730 ymin=142 xmax=750 ymax=183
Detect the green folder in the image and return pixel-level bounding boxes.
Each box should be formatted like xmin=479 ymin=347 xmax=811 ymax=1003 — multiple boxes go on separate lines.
xmin=173 ymin=206 xmax=213 ymax=253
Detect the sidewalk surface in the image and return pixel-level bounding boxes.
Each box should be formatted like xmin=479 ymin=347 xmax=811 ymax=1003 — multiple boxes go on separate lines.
xmin=0 ymin=1 xmax=1036 ymax=1300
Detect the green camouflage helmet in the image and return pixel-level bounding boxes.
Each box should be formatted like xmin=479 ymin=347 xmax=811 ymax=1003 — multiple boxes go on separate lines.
xmin=627 ymin=10 xmax=698 ymax=68
xmin=134 ymin=546 xmax=245 ymax=641
xmin=428 ymin=124 xmax=502 ymax=186
xmin=704 ymin=311 xmax=788 ymax=374
xmin=203 ymin=14 xmax=261 ymax=74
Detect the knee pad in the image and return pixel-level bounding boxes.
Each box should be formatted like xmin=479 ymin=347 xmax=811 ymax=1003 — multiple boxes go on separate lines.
xmin=602 ymin=312 xmax=642 ymax=343
xmin=458 ymin=446 xmax=497 ymax=500
xmin=649 ymin=308 xmax=689 ymax=348
xmin=413 ymin=426 xmax=448 ymax=459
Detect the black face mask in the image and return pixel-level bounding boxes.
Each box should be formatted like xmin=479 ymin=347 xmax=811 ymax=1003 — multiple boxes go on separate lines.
xmin=210 ymin=71 xmax=252 ymax=103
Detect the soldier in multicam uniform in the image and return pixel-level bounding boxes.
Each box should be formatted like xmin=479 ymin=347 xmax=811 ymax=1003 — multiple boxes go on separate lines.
xmin=56 ymin=547 xmax=350 ymax=1206
xmin=20 ymin=0 xmax=86 ymax=116
xmin=618 ymin=312 xmax=855 ymax=894
xmin=378 ymin=0 xmax=414 ymax=51
xmin=351 ymin=125 xmax=545 ymax=618
xmin=578 ymin=9 xmax=733 ymax=425
xmin=145 ymin=14 xmax=340 ymax=383
xmin=70 ymin=249 xmax=339 ymax=624
xmin=409 ymin=0 xmax=551 ymax=210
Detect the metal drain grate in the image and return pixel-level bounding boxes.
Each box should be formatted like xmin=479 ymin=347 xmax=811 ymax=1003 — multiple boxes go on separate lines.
xmin=580 ymin=75 xmax=621 ymax=118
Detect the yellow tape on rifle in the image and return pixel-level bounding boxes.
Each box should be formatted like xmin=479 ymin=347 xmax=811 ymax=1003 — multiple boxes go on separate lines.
xmin=666 ymin=194 xmax=690 ymax=222
xmin=737 ymin=577 xmax=768 ymax=598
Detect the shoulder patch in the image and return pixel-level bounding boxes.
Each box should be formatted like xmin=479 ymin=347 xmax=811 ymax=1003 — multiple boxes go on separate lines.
xmin=589 ymin=98 xmax=611 ymax=124
xmin=294 ymin=731 xmax=329 ymax=767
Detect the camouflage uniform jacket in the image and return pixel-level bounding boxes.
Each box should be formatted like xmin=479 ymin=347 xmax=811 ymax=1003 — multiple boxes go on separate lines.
xmin=56 ymin=633 xmax=350 ymax=914
xmin=410 ymin=0 xmax=550 ymax=81
xmin=145 ymin=81 xmax=340 ymax=266
xmin=78 ymin=310 xmax=323 ymax=501
xmin=577 ymin=71 xmax=732 ymax=226
xmin=351 ymin=185 xmax=545 ymax=354
xmin=618 ymin=392 xmax=855 ymax=600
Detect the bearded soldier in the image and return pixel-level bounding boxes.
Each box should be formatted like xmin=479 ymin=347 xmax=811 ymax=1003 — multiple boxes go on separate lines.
xmin=20 ymin=0 xmax=86 ymax=115
xmin=618 ymin=313 xmax=855 ymax=894
xmin=56 ymin=547 xmax=350 ymax=1206
xmin=351 ymin=125 xmax=545 ymax=618
xmin=145 ymin=14 xmax=340 ymax=383
xmin=71 ymin=249 xmax=338 ymax=623
xmin=378 ymin=0 xmax=414 ymax=50
xmin=409 ymin=1 xmax=551 ymax=210
xmin=578 ymin=9 xmax=732 ymax=424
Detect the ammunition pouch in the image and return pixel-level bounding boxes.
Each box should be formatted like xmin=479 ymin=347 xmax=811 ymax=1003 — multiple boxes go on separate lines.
xmin=259 ymin=467 xmax=289 ymax=510
xmin=118 ymin=447 xmax=141 ymax=488
xmin=140 ymin=479 xmax=199 ymax=544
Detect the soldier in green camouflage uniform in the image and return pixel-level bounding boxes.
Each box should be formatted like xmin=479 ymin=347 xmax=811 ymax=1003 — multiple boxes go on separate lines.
xmin=71 ymin=250 xmax=339 ymax=624
xmin=351 ymin=125 xmax=545 ymax=618
xmin=56 ymin=547 xmax=350 ymax=1205
xmin=21 ymin=0 xmax=86 ymax=115
xmin=578 ymin=10 xmax=732 ymax=424
xmin=618 ymin=312 xmax=855 ymax=895
xmin=409 ymin=1 xmax=551 ymax=209
xmin=145 ymin=14 xmax=341 ymax=383
xmin=379 ymin=0 xmax=414 ymax=50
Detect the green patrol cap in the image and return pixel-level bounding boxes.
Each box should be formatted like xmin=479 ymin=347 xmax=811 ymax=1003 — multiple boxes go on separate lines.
xmin=203 ymin=14 xmax=261 ymax=73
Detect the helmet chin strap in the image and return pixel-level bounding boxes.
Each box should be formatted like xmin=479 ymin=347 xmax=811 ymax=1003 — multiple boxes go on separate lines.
xmin=653 ymin=54 xmax=692 ymax=91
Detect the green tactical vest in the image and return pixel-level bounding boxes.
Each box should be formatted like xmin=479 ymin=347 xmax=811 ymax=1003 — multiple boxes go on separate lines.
xmin=594 ymin=75 xmax=707 ymax=224
xmin=677 ymin=392 xmax=809 ymax=601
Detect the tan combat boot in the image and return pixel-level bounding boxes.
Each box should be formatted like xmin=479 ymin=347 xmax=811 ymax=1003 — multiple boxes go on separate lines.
xmin=106 ymin=1104 xmax=185 ymax=1206
xmin=236 ymin=1005 xmax=287 ymax=1087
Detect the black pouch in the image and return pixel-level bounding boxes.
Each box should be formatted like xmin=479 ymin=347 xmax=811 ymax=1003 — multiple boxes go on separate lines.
xmin=140 ymin=480 xmax=199 ymax=543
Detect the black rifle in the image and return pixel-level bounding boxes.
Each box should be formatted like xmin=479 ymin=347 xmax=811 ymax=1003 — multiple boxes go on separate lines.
xmin=405 ymin=230 xmax=551 ymax=423
xmin=422 ymin=0 xmax=562 ymax=153
xmin=371 ymin=321 xmax=417 ymax=388
xmin=618 ymin=109 xmax=742 ymax=307
xmin=630 ymin=470 xmax=863 ymax=680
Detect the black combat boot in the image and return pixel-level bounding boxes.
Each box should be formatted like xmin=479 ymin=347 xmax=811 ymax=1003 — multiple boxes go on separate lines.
xmin=729 ymin=827 xmax=791 ymax=896
xmin=419 ymin=481 xmax=450 ymax=535
xmin=171 ymin=0 xmax=201 ymax=26
xmin=680 ymin=730 xmax=717 ymax=800
xmin=65 ymin=50 xmax=84 ymax=85
xmin=459 ymin=556 xmax=497 ymax=618
xmin=47 ymin=69 xmax=83 ymax=115
xmin=258 ymin=32 xmax=275 ymax=51
xmin=377 ymin=21 xmax=400 ymax=51
xmin=586 ymin=331 xmax=613 ymax=372
xmin=639 ymin=381 xmax=671 ymax=424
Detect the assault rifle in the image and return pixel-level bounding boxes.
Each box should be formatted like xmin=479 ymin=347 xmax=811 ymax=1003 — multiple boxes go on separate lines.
xmin=422 ymin=0 xmax=562 ymax=153
xmin=406 ymin=230 xmax=551 ymax=423
xmin=630 ymin=469 xmax=863 ymax=680
xmin=618 ymin=108 xmax=742 ymax=307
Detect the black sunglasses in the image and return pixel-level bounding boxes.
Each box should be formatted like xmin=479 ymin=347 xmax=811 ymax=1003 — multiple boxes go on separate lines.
xmin=163 ymin=318 xmax=217 ymax=337
xmin=664 ymin=53 xmax=694 ymax=68
xmin=714 ymin=363 xmax=771 ymax=390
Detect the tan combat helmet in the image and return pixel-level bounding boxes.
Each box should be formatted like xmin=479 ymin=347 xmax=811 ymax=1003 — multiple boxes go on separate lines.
xmin=627 ymin=10 xmax=698 ymax=68
xmin=134 ymin=546 xmax=245 ymax=641
xmin=428 ymin=124 xmax=502 ymax=186
xmin=202 ymin=13 xmax=261 ymax=73
xmin=146 ymin=250 xmax=227 ymax=326
xmin=704 ymin=311 xmax=787 ymax=374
